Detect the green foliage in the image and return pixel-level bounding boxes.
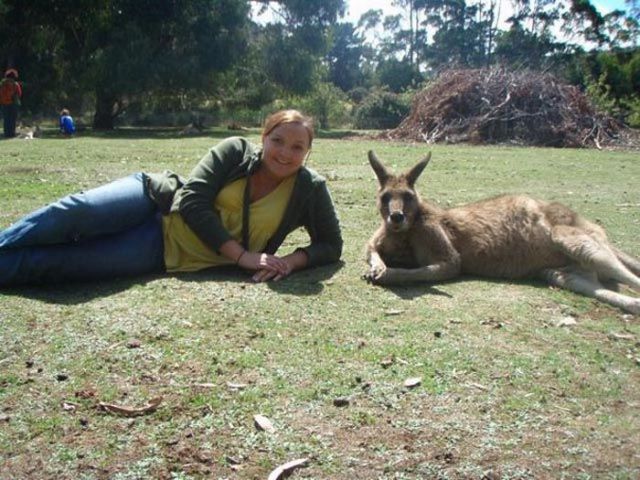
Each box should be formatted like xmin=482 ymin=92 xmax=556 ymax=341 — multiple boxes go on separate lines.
xmin=618 ymin=94 xmax=640 ymax=127
xmin=274 ymin=0 xmax=345 ymax=25
xmin=260 ymin=25 xmax=319 ymax=95
xmin=327 ymin=23 xmax=367 ymax=92
xmin=420 ymin=0 xmax=495 ymax=68
xmin=565 ymin=0 xmax=608 ymax=45
xmin=0 ymin=0 xmax=346 ymax=128
xmin=569 ymin=48 xmax=640 ymax=125
xmin=624 ymin=48 xmax=640 ymax=94
xmin=596 ymin=50 xmax=630 ymax=98
xmin=375 ymin=59 xmax=422 ymax=93
xmin=585 ymin=73 xmax=619 ymax=113
xmin=290 ymin=82 xmax=351 ymax=129
xmin=353 ymin=88 xmax=410 ymax=129
xmin=493 ymin=26 xmax=560 ymax=69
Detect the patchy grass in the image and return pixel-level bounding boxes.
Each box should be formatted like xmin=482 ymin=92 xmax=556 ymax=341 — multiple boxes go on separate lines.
xmin=1 ymin=131 xmax=639 ymax=479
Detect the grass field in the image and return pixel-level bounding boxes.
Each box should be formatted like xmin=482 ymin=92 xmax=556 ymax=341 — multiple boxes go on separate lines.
xmin=1 ymin=129 xmax=639 ymax=479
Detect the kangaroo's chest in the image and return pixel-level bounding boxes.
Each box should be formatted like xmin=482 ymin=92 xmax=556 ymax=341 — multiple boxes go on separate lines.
xmin=377 ymin=234 xmax=421 ymax=268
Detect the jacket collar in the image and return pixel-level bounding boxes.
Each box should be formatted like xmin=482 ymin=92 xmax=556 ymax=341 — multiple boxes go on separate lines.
xmin=247 ymin=146 xmax=263 ymax=174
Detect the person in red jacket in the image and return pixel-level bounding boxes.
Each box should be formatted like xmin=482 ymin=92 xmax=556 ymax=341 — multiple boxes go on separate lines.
xmin=0 ymin=68 xmax=23 ymax=138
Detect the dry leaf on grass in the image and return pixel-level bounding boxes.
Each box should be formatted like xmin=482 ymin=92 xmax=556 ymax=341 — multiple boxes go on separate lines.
xmin=556 ymin=316 xmax=578 ymax=327
xmin=267 ymin=458 xmax=309 ymax=480
xmin=253 ymin=414 xmax=276 ymax=433
xmin=380 ymin=358 xmax=394 ymax=368
xmin=404 ymin=377 xmax=422 ymax=388
xmin=226 ymin=382 xmax=248 ymax=390
xmin=75 ymin=389 xmax=96 ymax=399
xmin=609 ymin=332 xmax=635 ymax=341
xmin=467 ymin=382 xmax=489 ymax=392
xmin=98 ymin=396 xmax=163 ymax=417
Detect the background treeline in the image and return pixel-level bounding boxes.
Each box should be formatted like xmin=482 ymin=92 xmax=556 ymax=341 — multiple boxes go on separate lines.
xmin=0 ymin=0 xmax=638 ymax=130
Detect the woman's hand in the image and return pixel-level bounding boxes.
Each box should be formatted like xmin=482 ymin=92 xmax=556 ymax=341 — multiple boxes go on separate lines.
xmin=251 ymin=264 xmax=292 ymax=282
xmin=237 ymin=251 xmax=289 ymax=277
xmin=250 ymin=250 xmax=308 ymax=283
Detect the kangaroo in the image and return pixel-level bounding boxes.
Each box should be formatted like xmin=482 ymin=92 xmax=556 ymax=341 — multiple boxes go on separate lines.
xmin=364 ymin=150 xmax=640 ymax=314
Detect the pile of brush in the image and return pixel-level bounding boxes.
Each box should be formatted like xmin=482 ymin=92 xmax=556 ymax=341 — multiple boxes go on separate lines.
xmin=385 ymin=68 xmax=631 ymax=149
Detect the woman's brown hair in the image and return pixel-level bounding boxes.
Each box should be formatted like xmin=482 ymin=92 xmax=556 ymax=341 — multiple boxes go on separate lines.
xmin=262 ymin=110 xmax=314 ymax=148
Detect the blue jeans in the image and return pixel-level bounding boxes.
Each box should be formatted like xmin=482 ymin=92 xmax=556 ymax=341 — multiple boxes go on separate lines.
xmin=0 ymin=173 xmax=165 ymax=285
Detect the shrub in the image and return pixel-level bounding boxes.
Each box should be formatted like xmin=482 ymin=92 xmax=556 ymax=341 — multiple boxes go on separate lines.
xmin=276 ymin=83 xmax=351 ymax=129
xmin=353 ymin=90 xmax=410 ymax=129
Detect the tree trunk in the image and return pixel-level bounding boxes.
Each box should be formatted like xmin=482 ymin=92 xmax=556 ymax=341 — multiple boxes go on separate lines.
xmin=92 ymin=92 xmax=117 ymax=130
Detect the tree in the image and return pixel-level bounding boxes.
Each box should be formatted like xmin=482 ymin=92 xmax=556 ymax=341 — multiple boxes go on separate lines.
xmin=0 ymin=0 xmax=346 ymax=128
xmin=602 ymin=9 xmax=640 ymax=48
xmin=353 ymin=88 xmax=410 ymax=129
xmin=0 ymin=0 xmax=250 ymax=129
xmin=376 ymin=58 xmax=422 ymax=92
xmin=327 ymin=23 xmax=367 ymax=92
xmin=564 ymin=0 xmax=608 ymax=46
xmin=92 ymin=0 xmax=252 ymax=129
xmin=420 ymin=0 xmax=496 ymax=69
xmin=493 ymin=0 xmax=563 ymax=68
xmin=392 ymin=0 xmax=426 ymax=70
xmin=250 ymin=0 xmax=346 ymax=95
xmin=626 ymin=0 xmax=639 ymax=21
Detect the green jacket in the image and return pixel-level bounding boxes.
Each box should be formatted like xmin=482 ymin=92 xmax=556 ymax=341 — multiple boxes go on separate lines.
xmin=145 ymin=136 xmax=342 ymax=267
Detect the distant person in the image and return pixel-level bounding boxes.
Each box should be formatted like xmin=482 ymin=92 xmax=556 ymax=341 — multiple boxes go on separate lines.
xmin=0 ymin=68 xmax=22 ymax=138
xmin=0 ymin=109 xmax=343 ymax=286
xmin=59 ymin=108 xmax=76 ymax=136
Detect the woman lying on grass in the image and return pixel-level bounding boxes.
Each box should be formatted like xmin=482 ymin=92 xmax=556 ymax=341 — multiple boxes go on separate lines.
xmin=0 ymin=109 xmax=342 ymax=285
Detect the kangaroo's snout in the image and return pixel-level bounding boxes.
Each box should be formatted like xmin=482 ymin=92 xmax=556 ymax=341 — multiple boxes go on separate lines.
xmin=390 ymin=211 xmax=405 ymax=224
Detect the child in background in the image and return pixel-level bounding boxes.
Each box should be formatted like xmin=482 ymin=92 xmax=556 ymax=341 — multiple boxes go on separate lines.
xmin=59 ymin=108 xmax=76 ymax=136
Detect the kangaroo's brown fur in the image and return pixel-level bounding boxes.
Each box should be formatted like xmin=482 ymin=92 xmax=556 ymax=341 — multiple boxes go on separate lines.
xmin=364 ymin=151 xmax=640 ymax=314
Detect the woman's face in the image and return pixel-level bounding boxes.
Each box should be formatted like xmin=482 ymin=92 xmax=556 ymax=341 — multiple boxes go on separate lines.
xmin=261 ymin=122 xmax=310 ymax=181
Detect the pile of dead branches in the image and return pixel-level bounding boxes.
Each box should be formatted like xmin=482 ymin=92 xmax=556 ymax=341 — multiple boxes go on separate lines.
xmin=385 ymin=68 xmax=629 ymax=149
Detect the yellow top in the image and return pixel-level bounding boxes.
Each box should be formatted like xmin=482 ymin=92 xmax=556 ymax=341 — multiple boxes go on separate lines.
xmin=162 ymin=176 xmax=295 ymax=272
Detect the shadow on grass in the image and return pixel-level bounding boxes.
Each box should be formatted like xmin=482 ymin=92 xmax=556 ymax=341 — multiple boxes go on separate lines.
xmin=0 ymin=273 xmax=166 ymax=305
xmin=169 ymin=265 xmax=250 ymax=284
xmin=2 ymin=262 xmax=344 ymax=304
xmin=316 ymin=129 xmax=372 ymax=140
xmin=178 ymin=262 xmax=343 ymax=295
xmin=36 ymin=127 xmax=372 ymax=141
xmin=369 ymin=281 xmax=453 ymax=300
xmin=38 ymin=127 xmax=257 ymax=141
xmin=267 ymin=261 xmax=344 ymax=295
xmin=368 ymin=275 xmax=549 ymax=300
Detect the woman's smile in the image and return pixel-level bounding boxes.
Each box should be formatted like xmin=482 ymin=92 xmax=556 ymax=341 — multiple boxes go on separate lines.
xmin=261 ymin=122 xmax=311 ymax=181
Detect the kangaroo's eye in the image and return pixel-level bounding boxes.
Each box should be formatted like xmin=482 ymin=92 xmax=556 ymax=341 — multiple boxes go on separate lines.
xmin=402 ymin=192 xmax=414 ymax=203
xmin=381 ymin=192 xmax=391 ymax=204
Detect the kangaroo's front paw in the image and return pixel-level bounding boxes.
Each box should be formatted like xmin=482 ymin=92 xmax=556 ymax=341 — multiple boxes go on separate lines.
xmin=364 ymin=263 xmax=387 ymax=284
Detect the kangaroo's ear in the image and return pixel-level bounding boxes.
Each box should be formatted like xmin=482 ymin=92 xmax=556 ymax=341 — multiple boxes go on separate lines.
xmin=368 ymin=150 xmax=390 ymax=185
xmin=406 ymin=152 xmax=431 ymax=187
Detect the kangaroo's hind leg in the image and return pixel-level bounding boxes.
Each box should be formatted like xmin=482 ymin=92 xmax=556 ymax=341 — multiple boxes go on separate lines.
xmin=611 ymin=246 xmax=640 ymax=277
xmin=550 ymin=225 xmax=640 ymax=292
xmin=543 ymin=267 xmax=640 ymax=314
